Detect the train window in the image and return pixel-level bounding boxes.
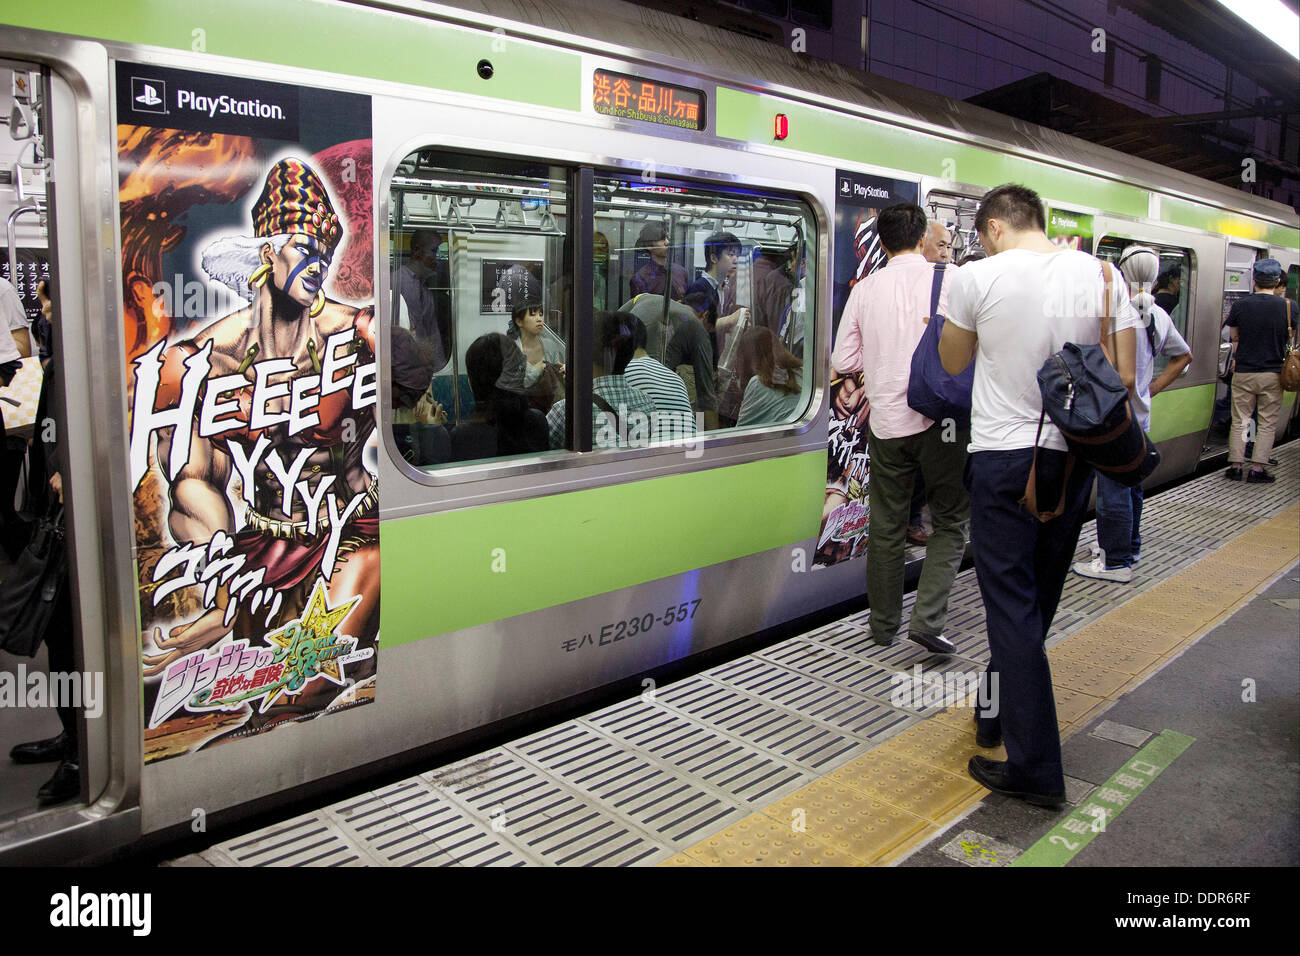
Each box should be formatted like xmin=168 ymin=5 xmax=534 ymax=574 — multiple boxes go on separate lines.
xmin=593 ymin=172 xmax=814 ymax=441
xmin=1097 ymin=237 xmax=1193 ymax=376
xmin=388 ymin=150 xmax=569 ymax=469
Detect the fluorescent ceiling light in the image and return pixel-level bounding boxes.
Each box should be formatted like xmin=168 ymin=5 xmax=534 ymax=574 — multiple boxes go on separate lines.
xmin=1211 ymin=0 xmax=1300 ymax=59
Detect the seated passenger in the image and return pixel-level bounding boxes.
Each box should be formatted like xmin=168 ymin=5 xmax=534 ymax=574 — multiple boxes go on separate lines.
xmin=629 ymin=222 xmax=686 ymax=301
xmin=501 ymin=265 xmax=565 ymax=412
xmin=620 ymin=292 xmax=717 ymax=425
xmin=546 ymin=312 xmax=656 ymax=450
xmin=624 ymin=317 xmax=697 ymax=441
xmin=734 ymin=326 xmax=804 ymax=428
xmin=450 ymin=333 xmax=549 ymax=462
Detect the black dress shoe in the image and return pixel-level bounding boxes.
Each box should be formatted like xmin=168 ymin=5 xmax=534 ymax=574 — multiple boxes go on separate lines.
xmin=10 ymin=731 xmax=69 ymax=765
xmin=37 ymin=759 xmax=80 ymax=806
xmin=1224 ymin=465 xmax=1242 ymax=481
xmin=1245 ymin=469 xmax=1276 ymax=483
xmin=909 ymin=631 xmax=956 ymax=655
xmin=967 ymin=755 xmax=1065 ymax=808
xmin=974 ymin=717 xmax=1002 ymax=749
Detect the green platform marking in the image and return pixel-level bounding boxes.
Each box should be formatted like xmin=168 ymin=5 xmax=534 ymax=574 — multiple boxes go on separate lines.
xmin=1011 ymin=729 xmax=1195 ymax=868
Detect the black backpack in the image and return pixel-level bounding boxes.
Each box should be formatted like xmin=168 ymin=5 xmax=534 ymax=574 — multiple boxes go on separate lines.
xmin=1022 ymin=262 xmax=1160 ymax=521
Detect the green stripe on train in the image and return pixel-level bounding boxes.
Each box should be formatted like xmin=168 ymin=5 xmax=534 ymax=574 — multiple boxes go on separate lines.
xmin=379 ymin=451 xmax=827 ymax=646
xmin=1148 ymin=383 xmax=1214 ymax=443
xmin=10 ymin=0 xmax=581 ymax=111
xmin=714 ymin=87 xmax=1149 ymax=219
xmin=1160 ymin=196 xmax=1299 ymax=249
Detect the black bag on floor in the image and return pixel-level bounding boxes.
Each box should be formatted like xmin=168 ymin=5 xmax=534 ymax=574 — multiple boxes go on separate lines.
xmin=0 ymin=504 xmax=67 ymax=657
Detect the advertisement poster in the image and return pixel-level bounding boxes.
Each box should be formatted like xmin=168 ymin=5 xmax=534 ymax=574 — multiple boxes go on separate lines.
xmin=1047 ymin=208 xmax=1094 ymax=254
xmin=116 ymin=62 xmax=378 ymax=762
xmin=816 ymin=171 xmax=919 ymax=568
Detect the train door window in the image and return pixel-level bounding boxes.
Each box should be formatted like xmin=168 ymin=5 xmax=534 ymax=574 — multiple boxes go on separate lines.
xmin=594 ymin=172 xmax=814 ymax=442
xmin=1097 ymin=237 xmax=1194 ymax=377
xmin=923 ymin=191 xmax=983 ymax=264
xmin=1287 ymin=265 xmax=1300 ymax=301
xmin=388 ymin=150 xmax=570 ymax=469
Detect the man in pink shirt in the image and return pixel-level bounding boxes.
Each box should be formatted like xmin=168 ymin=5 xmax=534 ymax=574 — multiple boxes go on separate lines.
xmin=831 ymin=203 xmax=969 ymax=655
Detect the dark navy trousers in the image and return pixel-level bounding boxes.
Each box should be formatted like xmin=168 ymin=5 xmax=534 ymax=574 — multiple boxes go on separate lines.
xmin=967 ymin=447 xmax=1093 ymax=793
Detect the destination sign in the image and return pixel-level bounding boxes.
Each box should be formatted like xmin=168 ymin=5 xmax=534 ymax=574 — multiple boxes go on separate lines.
xmin=592 ymin=68 xmax=705 ymax=130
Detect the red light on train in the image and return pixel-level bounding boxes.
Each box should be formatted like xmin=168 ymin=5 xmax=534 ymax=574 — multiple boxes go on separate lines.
xmin=774 ymin=113 xmax=789 ymax=140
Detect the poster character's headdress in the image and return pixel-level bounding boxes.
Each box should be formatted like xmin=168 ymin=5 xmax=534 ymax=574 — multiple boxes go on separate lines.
xmin=252 ymin=158 xmax=342 ymax=249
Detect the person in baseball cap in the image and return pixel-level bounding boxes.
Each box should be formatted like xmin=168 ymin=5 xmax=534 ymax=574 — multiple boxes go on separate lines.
xmin=1223 ymin=257 xmax=1292 ymax=482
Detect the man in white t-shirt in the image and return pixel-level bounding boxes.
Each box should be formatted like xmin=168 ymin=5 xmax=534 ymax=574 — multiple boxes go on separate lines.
xmin=938 ymin=184 xmax=1139 ymax=808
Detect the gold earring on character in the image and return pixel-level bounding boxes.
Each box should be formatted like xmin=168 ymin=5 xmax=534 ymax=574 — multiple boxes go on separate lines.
xmin=249 ymin=263 xmax=273 ymax=289
xmin=309 ymin=290 xmax=325 ymax=317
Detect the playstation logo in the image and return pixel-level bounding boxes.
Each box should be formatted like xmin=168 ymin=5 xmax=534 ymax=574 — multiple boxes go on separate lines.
xmin=839 ymin=177 xmax=851 ymax=195
xmin=131 ymin=77 xmax=167 ymax=113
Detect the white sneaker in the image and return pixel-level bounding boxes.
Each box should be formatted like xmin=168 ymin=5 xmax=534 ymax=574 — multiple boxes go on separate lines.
xmin=1072 ymin=557 xmax=1132 ymax=583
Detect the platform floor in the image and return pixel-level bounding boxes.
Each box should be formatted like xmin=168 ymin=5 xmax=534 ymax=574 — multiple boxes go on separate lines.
xmin=173 ymin=444 xmax=1300 ymax=867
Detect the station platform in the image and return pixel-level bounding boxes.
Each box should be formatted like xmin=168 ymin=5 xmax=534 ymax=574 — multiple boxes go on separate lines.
xmin=170 ymin=444 xmax=1300 ymax=868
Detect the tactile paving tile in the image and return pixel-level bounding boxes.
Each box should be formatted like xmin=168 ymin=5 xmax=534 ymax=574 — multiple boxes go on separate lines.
xmin=1089 ymin=614 xmax=1202 ymax=653
xmin=682 ymin=812 xmax=858 ymax=866
xmin=828 ymin=750 xmax=983 ymax=823
xmin=762 ymin=777 xmax=933 ymax=862
xmin=1047 ymin=639 xmax=1161 ymax=677
xmin=872 ymin=718 xmax=977 ymax=776
xmin=1051 ymin=686 xmax=1107 ymax=726
xmin=1047 ymin=655 xmax=1132 ymax=698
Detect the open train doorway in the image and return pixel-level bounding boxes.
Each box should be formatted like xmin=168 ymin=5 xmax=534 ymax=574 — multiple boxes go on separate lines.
xmin=0 ymin=58 xmax=86 ymax=825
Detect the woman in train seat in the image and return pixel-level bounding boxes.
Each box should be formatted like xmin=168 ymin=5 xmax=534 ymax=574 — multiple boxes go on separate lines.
xmin=734 ymin=325 xmax=804 ymax=428
xmin=449 ymin=332 xmax=549 ymax=461
xmin=501 ymin=265 xmax=566 ymax=412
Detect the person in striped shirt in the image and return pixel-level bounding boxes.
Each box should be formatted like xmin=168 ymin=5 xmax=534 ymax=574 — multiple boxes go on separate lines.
xmin=547 ymin=312 xmax=657 ymax=450
xmin=625 ymin=317 xmax=697 ymax=442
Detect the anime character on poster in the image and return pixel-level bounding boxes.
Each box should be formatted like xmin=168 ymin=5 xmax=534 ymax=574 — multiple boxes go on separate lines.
xmin=140 ymin=157 xmax=379 ymax=729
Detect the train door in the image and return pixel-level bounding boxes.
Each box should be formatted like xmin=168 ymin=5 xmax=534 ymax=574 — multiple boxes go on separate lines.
xmin=0 ymin=59 xmax=85 ymax=830
xmin=0 ymin=53 xmax=139 ymax=862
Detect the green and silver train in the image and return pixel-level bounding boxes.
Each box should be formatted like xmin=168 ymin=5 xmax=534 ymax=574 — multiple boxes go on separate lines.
xmin=0 ymin=0 xmax=1295 ymax=862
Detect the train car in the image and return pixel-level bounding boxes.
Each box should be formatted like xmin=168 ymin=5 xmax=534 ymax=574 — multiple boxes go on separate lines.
xmin=0 ymin=0 xmax=1295 ymax=863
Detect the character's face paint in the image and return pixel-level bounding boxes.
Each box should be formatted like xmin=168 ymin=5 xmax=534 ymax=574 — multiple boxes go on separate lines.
xmin=269 ymin=234 xmax=333 ymax=308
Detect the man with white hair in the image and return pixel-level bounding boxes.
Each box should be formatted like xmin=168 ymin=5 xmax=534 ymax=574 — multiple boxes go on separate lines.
xmin=921 ymin=220 xmax=953 ymax=265
xmin=1074 ymin=246 xmax=1191 ymax=583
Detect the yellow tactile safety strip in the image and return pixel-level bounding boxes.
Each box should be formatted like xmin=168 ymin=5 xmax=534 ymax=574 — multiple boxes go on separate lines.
xmin=661 ymin=502 xmax=1300 ymax=867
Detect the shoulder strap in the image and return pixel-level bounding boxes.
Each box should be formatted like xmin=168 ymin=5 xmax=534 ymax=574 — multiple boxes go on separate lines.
xmin=1099 ymin=260 xmax=1115 ymax=367
xmin=929 ymin=263 xmax=946 ymax=319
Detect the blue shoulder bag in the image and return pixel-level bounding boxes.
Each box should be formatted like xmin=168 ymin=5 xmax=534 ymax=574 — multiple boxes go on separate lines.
xmin=907 ymin=263 xmax=973 ymax=427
